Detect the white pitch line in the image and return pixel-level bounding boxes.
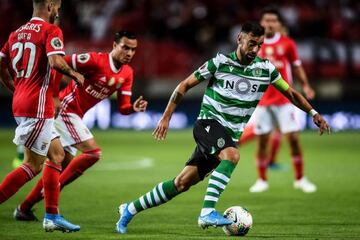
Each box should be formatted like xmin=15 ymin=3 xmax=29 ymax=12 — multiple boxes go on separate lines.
xmin=93 ymin=157 xmax=154 ymax=171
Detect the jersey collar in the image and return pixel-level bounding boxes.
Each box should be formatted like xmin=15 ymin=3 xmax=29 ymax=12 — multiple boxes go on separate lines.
xmin=109 ymin=53 xmax=121 ymax=73
xmin=30 ymin=17 xmax=45 ymax=22
xmin=264 ymin=32 xmax=281 ymax=44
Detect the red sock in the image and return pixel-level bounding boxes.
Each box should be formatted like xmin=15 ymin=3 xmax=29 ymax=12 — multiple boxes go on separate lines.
xmin=239 ymin=125 xmax=256 ymax=145
xmin=269 ymin=132 xmax=282 ymax=164
xmin=292 ymin=155 xmax=303 ymax=180
xmin=20 ymin=177 xmax=44 ymax=212
xmin=0 ymin=164 xmax=36 ymax=204
xmin=43 ymin=161 xmax=62 ymax=214
xmin=60 ymin=148 xmax=101 ymax=188
xmin=256 ymin=157 xmax=268 ymax=181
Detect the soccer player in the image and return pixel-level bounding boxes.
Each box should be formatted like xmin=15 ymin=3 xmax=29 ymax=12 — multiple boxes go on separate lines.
xmin=115 ymin=21 xmax=330 ymax=234
xmin=0 ymin=0 xmax=84 ymax=232
xmin=249 ymin=8 xmax=317 ymax=193
xmin=14 ymin=30 xmax=148 ymax=220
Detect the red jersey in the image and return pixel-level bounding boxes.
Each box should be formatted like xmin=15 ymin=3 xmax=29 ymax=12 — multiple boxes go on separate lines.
xmin=60 ymin=52 xmax=134 ymax=118
xmin=258 ymin=33 xmax=301 ymax=106
xmin=0 ymin=17 xmax=65 ymax=118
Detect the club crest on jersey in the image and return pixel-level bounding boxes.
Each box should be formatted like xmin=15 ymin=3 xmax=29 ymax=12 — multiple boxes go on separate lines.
xmin=77 ymin=53 xmax=90 ymax=63
xmin=265 ymin=46 xmax=274 ymax=56
xmin=252 ymin=67 xmax=262 ymax=77
xmin=50 ymin=37 xmax=63 ymax=50
xmin=108 ymin=77 xmax=116 ymax=86
xmin=217 ymin=138 xmax=225 ymax=148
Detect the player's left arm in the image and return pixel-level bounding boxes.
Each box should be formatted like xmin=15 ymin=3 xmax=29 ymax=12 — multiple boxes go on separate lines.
xmin=117 ymin=70 xmax=148 ymax=115
xmin=46 ymin=26 xmax=84 ymax=86
xmin=0 ymin=58 xmax=14 ymax=93
xmin=289 ymin=39 xmax=315 ymax=99
xmin=273 ymin=78 xmax=330 ymax=135
xmin=0 ymin=42 xmax=15 ymax=93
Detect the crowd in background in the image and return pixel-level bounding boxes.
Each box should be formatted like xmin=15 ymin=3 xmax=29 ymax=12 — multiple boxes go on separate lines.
xmin=0 ymin=0 xmax=359 ymax=100
xmin=1 ymin=0 xmax=359 ymax=48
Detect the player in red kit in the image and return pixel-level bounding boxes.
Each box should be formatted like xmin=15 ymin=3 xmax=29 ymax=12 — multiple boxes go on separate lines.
xmin=249 ymin=8 xmax=317 ymax=193
xmin=0 ymin=0 xmax=84 ymax=232
xmin=14 ymin=30 xmax=148 ymax=219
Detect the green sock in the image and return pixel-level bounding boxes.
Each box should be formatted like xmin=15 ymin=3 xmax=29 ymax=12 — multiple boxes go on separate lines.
xmin=127 ymin=179 xmax=179 ymax=215
xmin=201 ymin=160 xmax=236 ymax=215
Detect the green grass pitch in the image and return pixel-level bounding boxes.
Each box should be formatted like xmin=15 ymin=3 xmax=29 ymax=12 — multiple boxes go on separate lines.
xmin=0 ymin=128 xmax=360 ymax=239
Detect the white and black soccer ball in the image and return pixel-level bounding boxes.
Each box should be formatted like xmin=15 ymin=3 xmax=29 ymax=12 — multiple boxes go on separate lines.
xmin=222 ymin=206 xmax=253 ymax=236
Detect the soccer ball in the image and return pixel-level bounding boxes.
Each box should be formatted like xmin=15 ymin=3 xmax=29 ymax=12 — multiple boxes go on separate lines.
xmin=222 ymin=206 xmax=253 ymax=236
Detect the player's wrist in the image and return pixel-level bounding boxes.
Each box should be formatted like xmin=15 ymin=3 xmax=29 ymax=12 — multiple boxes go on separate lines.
xmin=309 ymin=109 xmax=318 ymax=117
xmin=131 ymin=104 xmax=138 ymax=112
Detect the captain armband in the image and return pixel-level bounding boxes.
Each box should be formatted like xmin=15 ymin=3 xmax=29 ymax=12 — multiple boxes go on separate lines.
xmin=272 ymin=78 xmax=290 ymax=92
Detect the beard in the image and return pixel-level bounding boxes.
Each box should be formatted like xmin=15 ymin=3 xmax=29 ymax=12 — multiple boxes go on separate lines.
xmin=240 ymin=48 xmax=255 ymax=64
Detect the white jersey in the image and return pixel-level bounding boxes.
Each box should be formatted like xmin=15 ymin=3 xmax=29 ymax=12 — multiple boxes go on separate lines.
xmin=194 ymin=52 xmax=281 ymax=141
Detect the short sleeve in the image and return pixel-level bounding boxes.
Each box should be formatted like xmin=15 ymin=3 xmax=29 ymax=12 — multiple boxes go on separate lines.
xmin=193 ymin=54 xmax=220 ymax=82
xmin=0 ymin=41 xmax=9 ymax=58
xmin=46 ymin=25 xmax=65 ymax=57
xmin=268 ymin=61 xmax=282 ymax=83
xmin=287 ymin=39 xmax=301 ymax=67
xmin=68 ymin=52 xmax=98 ymax=73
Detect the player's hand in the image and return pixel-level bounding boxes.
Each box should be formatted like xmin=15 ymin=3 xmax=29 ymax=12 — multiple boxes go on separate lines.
xmin=303 ymin=85 xmax=315 ymax=100
xmin=152 ymin=117 xmax=170 ymax=140
xmin=72 ymin=71 xmax=84 ymax=86
xmin=313 ymin=114 xmax=331 ymax=135
xmin=133 ymin=96 xmax=148 ymax=112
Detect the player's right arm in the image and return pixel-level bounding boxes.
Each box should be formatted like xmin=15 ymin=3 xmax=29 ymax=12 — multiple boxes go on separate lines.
xmin=0 ymin=41 xmax=15 ymax=93
xmin=152 ymin=73 xmax=201 ymax=140
xmin=153 ymin=55 xmax=219 ymax=140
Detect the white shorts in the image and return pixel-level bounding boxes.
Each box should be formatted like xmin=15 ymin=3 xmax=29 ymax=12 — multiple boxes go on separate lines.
xmin=254 ymin=103 xmax=301 ymax=135
xmin=13 ymin=117 xmax=58 ymax=156
xmin=55 ymin=112 xmax=93 ymax=156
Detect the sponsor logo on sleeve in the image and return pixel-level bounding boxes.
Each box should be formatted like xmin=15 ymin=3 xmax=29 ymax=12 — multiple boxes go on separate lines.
xmin=50 ymin=37 xmax=64 ymax=50
xmin=77 ymin=53 xmax=90 ymax=63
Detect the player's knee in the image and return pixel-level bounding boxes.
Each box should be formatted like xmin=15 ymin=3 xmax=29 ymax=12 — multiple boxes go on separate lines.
xmin=53 ymin=150 xmax=66 ymax=165
xmin=219 ymin=147 xmax=240 ymax=164
xmin=174 ymin=176 xmax=192 ymax=193
xmin=228 ymin=151 xmax=240 ymax=164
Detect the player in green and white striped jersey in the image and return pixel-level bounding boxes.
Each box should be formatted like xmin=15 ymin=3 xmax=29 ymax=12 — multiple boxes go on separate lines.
xmin=116 ymin=21 xmax=330 ymax=234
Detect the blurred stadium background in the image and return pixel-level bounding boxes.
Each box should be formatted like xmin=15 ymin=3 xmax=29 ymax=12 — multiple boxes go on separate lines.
xmin=0 ymin=0 xmax=360 ymax=131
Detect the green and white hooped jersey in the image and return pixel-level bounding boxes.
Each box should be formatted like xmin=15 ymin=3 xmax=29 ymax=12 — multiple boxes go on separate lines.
xmin=194 ymin=51 xmax=282 ymax=141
